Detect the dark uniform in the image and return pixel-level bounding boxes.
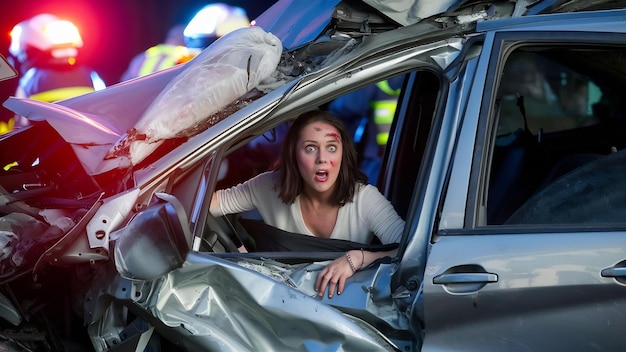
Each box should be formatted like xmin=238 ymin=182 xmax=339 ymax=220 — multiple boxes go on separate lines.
xmin=18 ymin=65 xmax=101 ymax=102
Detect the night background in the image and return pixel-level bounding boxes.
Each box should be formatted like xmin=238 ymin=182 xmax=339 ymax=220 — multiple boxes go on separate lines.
xmin=0 ymin=0 xmax=277 ymax=121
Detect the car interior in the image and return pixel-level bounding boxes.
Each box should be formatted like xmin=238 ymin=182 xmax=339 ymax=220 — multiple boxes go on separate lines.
xmin=487 ymin=46 xmax=626 ymax=226
xmin=194 ymin=71 xmax=438 ymax=255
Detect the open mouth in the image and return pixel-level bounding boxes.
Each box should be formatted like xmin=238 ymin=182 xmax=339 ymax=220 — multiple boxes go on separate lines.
xmin=314 ymin=170 xmax=329 ymax=182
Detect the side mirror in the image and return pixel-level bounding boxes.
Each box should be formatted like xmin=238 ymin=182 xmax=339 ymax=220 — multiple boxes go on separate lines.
xmin=112 ymin=193 xmax=190 ymax=281
xmin=0 ymin=55 xmax=17 ymax=82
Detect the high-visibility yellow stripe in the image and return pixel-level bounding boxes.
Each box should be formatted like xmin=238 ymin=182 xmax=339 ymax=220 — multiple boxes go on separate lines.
xmin=376 ymin=80 xmax=401 ymax=96
xmin=369 ymin=80 xmax=401 ymax=146
xmin=372 ymin=101 xmax=397 ymax=124
xmin=3 ymin=161 xmax=18 ymax=171
xmin=139 ymin=45 xmax=190 ymax=77
xmin=0 ymin=119 xmax=14 ymax=134
xmin=29 ymin=86 xmax=95 ymax=102
xmin=376 ymin=132 xmax=389 ymax=145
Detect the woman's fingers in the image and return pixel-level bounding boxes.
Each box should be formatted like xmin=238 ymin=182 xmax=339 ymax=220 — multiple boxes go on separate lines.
xmin=315 ymin=256 xmax=353 ymax=298
xmin=315 ymin=268 xmax=332 ymax=296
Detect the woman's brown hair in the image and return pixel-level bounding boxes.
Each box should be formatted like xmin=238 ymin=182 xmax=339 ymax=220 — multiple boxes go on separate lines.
xmin=275 ymin=109 xmax=367 ymax=205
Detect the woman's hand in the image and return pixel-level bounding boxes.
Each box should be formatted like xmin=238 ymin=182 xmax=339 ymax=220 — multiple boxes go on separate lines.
xmin=314 ymin=248 xmax=398 ymax=298
xmin=315 ymin=250 xmax=363 ymax=298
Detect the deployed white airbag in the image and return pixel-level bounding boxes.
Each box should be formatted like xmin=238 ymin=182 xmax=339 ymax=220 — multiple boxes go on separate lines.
xmin=114 ymin=26 xmax=283 ymax=165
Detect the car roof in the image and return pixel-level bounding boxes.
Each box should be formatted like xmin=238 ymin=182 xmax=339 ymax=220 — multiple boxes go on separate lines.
xmin=254 ymin=0 xmax=626 ymax=50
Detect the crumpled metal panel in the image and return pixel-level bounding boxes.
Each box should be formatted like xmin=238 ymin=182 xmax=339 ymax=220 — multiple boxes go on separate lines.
xmin=253 ymin=0 xmax=341 ymax=50
xmin=363 ymin=0 xmax=464 ymax=25
xmin=147 ymin=252 xmax=399 ymax=351
xmin=254 ymin=0 xmax=474 ymax=47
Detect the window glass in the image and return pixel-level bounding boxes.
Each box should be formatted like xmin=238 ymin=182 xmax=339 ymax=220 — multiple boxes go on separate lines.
xmin=487 ymin=46 xmax=626 ymax=225
xmin=496 ymin=51 xmax=601 ymax=136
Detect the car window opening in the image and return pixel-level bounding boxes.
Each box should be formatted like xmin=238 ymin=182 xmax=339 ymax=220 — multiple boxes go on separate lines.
xmin=487 ymin=45 xmax=626 ymax=226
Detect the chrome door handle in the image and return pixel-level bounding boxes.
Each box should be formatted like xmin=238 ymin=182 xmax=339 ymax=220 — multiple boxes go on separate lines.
xmin=601 ymin=266 xmax=626 ymax=277
xmin=433 ymin=272 xmax=498 ymax=285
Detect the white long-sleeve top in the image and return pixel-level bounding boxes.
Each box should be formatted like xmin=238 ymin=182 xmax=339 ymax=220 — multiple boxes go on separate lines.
xmin=213 ymin=171 xmax=404 ymax=244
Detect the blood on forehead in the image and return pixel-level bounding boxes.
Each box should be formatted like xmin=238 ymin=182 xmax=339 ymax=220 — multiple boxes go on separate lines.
xmin=312 ymin=124 xmax=342 ymax=142
xmin=325 ymin=132 xmax=341 ymax=142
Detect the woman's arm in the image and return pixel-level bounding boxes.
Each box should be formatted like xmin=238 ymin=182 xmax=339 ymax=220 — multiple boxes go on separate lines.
xmin=362 ymin=185 xmax=405 ymax=244
xmin=211 ymin=171 xmax=274 ymax=217
xmin=209 ymin=192 xmax=220 ymax=216
xmin=314 ymin=248 xmax=398 ymax=298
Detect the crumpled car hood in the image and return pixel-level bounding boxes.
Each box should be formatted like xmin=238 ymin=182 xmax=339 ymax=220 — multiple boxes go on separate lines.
xmin=146 ymin=253 xmax=400 ymax=351
xmin=4 ymin=27 xmax=282 ymax=176
xmin=0 ymin=56 xmax=17 ymax=82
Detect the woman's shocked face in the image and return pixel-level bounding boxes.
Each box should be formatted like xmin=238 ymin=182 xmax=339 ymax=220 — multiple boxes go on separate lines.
xmin=296 ymin=121 xmax=343 ymax=195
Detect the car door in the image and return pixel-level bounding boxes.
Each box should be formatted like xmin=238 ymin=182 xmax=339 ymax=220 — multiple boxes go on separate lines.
xmin=415 ymin=11 xmax=626 ymax=352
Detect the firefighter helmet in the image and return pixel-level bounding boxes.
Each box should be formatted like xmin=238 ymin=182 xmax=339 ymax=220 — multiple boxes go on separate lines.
xmin=9 ymin=14 xmax=83 ymax=67
xmin=183 ymin=3 xmax=250 ymax=49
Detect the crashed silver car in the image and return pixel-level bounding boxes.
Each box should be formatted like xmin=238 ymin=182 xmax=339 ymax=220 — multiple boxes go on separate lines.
xmin=2 ymin=0 xmax=626 ymax=350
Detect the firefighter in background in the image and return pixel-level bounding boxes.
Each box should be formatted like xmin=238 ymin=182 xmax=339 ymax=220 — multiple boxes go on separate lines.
xmin=119 ymin=3 xmax=249 ymax=83
xmin=328 ymin=75 xmax=404 ymax=185
xmin=371 ymin=80 xmax=401 ymax=147
xmin=7 ymin=13 xmax=105 ymax=131
xmin=119 ymin=24 xmax=196 ymax=82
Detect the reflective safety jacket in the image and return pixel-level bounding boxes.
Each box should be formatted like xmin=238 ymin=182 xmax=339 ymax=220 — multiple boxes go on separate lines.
xmin=0 ymin=117 xmax=14 ymax=135
xmin=370 ymin=80 xmax=401 ymax=146
xmin=120 ymin=44 xmax=195 ymax=81
xmin=18 ymin=65 xmax=105 ymax=102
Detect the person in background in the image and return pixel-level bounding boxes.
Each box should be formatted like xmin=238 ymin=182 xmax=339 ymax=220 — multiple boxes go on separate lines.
xmin=7 ymin=14 xmax=106 ymax=130
xmin=328 ymin=75 xmax=404 ymax=185
xmin=210 ymin=110 xmax=405 ymax=298
xmin=119 ymin=24 xmax=195 ymax=82
xmin=119 ymin=3 xmax=249 ymax=81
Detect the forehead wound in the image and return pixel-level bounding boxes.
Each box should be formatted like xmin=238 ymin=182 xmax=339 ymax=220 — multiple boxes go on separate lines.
xmin=325 ymin=132 xmax=341 ymax=142
xmin=308 ymin=123 xmax=341 ymax=141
